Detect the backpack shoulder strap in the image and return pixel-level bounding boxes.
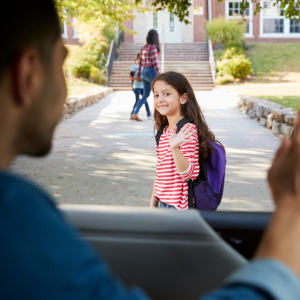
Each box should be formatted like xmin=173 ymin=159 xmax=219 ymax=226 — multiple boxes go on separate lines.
xmin=176 ymin=118 xmax=193 ymax=134
xmin=155 ymin=125 xmax=168 ymax=147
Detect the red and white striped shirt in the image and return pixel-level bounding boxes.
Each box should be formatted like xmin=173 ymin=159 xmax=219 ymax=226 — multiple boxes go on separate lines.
xmin=137 ymin=44 xmax=160 ymax=77
xmin=155 ymin=123 xmax=200 ymax=210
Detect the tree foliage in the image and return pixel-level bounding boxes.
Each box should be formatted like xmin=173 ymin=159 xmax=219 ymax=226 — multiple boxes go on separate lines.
xmin=134 ymin=0 xmax=300 ymax=24
xmin=55 ymin=0 xmax=144 ymax=31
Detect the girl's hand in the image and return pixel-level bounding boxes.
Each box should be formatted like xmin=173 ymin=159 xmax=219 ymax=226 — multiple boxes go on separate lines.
xmin=136 ymin=77 xmax=142 ymax=82
xmin=169 ymin=124 xmax=194 ymax=150
xmin=150 ymin=197 xmax=159 ymax=208
xmin=130 ymin=75 xmax=135 ymax=80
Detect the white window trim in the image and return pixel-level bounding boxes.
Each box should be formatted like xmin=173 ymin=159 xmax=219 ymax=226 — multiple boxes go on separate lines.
xmin=225 ymin=0 xmax=254 ymax=38
xmin=61 ymin=20 xmax=68 ymax=39
xmin=260 ymin=1 xmax=300 ymax=38
xmin=73 ymin=26 xmax=79 ymax=39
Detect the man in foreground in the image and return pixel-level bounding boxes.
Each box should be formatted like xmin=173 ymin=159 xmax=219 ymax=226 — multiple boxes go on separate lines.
xmin=1 ymin=1 xmax=300 ymax=299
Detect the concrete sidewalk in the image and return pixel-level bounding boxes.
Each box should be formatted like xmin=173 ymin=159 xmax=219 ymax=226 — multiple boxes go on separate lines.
xmin=11 ymin=90 xmax=279 ymax=211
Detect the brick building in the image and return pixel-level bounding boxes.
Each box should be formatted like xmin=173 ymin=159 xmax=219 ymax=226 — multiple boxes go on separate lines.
xmin=126 ymin=0 xmax=300 ymax=43
xmin=62 ymin=17 xmax=81 ymax=45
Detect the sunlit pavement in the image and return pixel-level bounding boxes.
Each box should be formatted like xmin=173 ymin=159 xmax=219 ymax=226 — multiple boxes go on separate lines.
xmin=11 ymin=90 xmax=279 ymax=211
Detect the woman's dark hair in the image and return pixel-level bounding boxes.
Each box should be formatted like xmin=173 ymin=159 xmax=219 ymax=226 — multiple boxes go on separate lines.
xmin=146 ymin=29 xmax=160 ymax=54
xmin=152 ymin=71 xmax=224 ymax=160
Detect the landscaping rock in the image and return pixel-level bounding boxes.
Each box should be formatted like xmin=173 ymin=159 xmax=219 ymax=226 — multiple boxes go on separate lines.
xmin=247 ymin=109 xmax=252 ymax=117
xmin=263 ymin=106 xmax=272 ymax=118
xmin=280 ymin=123 xmax=286 ymax=135
xmin=272 ymin=120 xmax=281 ymax=136
xmin=259 ymin=118 xmax=267 ymax=127
xmin=250 ymin=103 xmax=257 ymax=119
xmin=284 ymin=114 xmax=296 ymax=126
xmin=256 ymin=104 xmax=266 ymax=119
xmin=60 ymin=87 xmax=113 ymax=124
xmin=267 ymin=113 xmax=274 ymax=129
xmin=242 ymin=106 xmax=249 ymax=114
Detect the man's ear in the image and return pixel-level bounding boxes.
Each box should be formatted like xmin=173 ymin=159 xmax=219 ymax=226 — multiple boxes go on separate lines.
xmin=12 ymin=49 xmax=43 ymax=107
xmin=180 ymin=93 xmax=188 ymax=105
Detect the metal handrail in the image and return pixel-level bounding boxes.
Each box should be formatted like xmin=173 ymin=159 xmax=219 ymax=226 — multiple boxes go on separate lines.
xmin=161 ymin=42 xmax=165 ymax=73
xmin=208 ymin=40 xmax=216 ymax=86
xmin=205 ymin=30 xmax=216 ymax=86
xmin=105 ymin=31 xmax=124 ymax=86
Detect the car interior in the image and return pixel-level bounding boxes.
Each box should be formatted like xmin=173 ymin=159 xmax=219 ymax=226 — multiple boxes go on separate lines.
xmin=60 ymin=205 xmax=271 ymax=300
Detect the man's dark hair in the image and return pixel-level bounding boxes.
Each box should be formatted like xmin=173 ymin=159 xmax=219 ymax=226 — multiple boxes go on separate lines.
xmin=1 ymin=0 xmax=61 ymax=77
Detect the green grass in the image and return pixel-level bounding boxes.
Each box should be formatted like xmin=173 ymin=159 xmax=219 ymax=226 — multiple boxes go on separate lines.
xmin=67 ymin=77 xmax=104 ymax=97
xmin=247 ymin=43 xmax=300 ymax=77
xmin=257 ymin=95 xmax=300 ymax=110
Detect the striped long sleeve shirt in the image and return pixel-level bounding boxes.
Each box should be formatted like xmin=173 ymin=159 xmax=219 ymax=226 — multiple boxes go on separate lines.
xmin=154 ymin=123 xmax=200 ymax=210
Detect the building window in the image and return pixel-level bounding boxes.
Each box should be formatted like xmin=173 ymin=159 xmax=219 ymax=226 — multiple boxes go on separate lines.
xmin=260 ymin=1 xmax=300 ymax=37
xmin=290 ymin=19 xmax=300 ymax=33
xmin=262 ymin=1 xmax=285 ymax=33
xmin=169 ymin=13 xmax=175 ymax=32
xmin=228 ymin=2 xmax=249 ymax=17
xmin=153 ymin=12 xmax=158 ymax=30
xmin=226 ymin=1 xmax=253 ymax=36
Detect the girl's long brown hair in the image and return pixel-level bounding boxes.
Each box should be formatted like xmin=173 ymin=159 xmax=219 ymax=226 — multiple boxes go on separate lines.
xmin=152 ymin=71 xmax=224 ymax=160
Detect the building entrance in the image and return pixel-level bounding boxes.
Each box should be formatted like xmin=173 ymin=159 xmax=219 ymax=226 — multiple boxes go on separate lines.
xmin=148 ymin=9 xmax=182 ymax=43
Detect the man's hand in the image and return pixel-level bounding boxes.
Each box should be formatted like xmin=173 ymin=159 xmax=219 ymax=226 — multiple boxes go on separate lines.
xmin=169 ymin=124 xmax=194 ymax=150
xmin=268 ymin=109 xmax=300 ymax=207
xmin=256 ymin=109 xmax=300 ymax=278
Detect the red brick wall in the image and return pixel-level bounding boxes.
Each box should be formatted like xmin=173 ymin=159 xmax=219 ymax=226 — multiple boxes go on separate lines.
xmin=63 ymin=18 xmax=81 ymax=45
xmin=211 ymin=0 xmax=225 ymax=19
xmin=194 ymin=0 xmax=208 ymax=42
xmin=124 ymin=20 xmax=134 ymax=42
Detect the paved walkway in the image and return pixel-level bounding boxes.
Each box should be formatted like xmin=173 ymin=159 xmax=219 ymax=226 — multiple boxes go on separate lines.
xmin=11 ymin=90 xmax=280 ymax=211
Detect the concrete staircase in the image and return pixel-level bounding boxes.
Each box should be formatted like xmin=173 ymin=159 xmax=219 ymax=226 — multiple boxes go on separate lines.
xmin=109 ymin=42 xmax=214 ymax=91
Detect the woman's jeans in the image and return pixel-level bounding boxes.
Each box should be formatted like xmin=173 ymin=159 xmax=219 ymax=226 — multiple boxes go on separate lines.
xmin=132 ymin=88 xmax=151 ymax=117
xmin=159 ymin=201 xmax=176 ymax=209
xmin=132 ymin=67 xmax=157 ymax=115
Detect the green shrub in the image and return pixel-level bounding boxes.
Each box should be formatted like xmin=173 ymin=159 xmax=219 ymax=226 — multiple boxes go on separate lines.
xmin=207 ymin=17 xmax=245 ymax=46
xmin=90 ymin=67 xmax=101 ymax=83
xmin=221 ymin=47 xmax=245 ymax=60
xmin=224 ymin=41 xmax=244 ymax=52
xmin=216 ymin=74 xmax=234 ymax=85
xmin=218 ymin=56 xmax=252 ymax=79
xmin=72 ymin=63 xmax=92 ymax=78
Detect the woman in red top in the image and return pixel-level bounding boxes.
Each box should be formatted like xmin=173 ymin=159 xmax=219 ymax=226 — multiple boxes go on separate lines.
xmin=131 ymin=29 xmax=161 ymax=121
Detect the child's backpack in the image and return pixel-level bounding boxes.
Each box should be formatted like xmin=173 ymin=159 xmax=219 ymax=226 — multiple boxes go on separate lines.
xmin=155 ymin=118 xmax=226 ymax=211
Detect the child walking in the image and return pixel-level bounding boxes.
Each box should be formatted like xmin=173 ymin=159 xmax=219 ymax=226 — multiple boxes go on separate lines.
xmin=150 ymin=71 xmax=223 ymax=210
xmin=130 ymin=54 xmax=151 ymax=119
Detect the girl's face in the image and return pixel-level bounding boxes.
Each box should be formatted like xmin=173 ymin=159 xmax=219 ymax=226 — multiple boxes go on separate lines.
xmin=153 ymin=81 xmax=187 ymax=117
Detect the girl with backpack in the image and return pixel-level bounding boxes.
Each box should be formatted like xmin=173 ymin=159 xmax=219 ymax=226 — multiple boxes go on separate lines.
xmin=150 ymin=71 xmax=225 ymax=210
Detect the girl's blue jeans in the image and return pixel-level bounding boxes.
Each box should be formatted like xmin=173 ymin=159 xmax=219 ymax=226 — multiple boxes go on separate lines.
xmin=159 ymin=201 xmax=176 ymax=209
xmin=132 ymin=67 xmax=157 ymax=115
xmin=132 ymin=88 xmax=151 ymax=117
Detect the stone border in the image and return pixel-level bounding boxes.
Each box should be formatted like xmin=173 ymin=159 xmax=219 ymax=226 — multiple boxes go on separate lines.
xmin=60 ymin=87 xmax=113 ymax=123
xmin=237 ymin=95 xmax=296 ymax=138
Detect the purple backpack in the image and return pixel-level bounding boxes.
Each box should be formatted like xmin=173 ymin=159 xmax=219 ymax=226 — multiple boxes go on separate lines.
xmin=156 ymin=118 xmax=226 ymax=211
